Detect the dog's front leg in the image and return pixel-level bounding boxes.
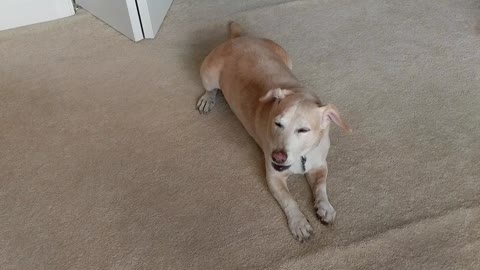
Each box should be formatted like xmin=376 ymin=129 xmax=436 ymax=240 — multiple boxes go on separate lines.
xmin=266 ymin=166 xmax=313 ymax=241
xmin=306 ymin=165 xmax=336 ymax=225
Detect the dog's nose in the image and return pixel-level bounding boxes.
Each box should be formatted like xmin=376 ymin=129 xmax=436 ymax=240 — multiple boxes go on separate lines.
xmin=272 ymin=150 xmax=288 ymax=164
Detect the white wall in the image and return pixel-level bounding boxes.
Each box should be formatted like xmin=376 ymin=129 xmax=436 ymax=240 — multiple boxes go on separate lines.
xmin=0 ymin=0 xmax=74 ymax=31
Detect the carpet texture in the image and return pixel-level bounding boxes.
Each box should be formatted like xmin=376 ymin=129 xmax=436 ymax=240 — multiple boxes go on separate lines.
xmin=1 ymin=0 xmax=479 ymax=269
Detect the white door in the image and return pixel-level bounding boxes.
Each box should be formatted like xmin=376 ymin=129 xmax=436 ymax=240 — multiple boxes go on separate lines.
xmin=76 ymin=0 xmax=144 ymax=41
xmin=136 ymin=0 xmax=173 ymax=39
xmin=0 ymin=0 xmax=74 ymax=31
xmin=76 ymin=0 xmax=173 ymax=42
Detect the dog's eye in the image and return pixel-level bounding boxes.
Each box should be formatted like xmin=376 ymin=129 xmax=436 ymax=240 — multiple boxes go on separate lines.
xmin=274 ymin=122 xmax=284 ymax=128
xmin=297 ymin=128 xmax=310 ymax=133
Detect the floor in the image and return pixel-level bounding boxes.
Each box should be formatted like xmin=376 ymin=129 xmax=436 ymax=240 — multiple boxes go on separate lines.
xmin=1 ymin=0 xmax=479 ymax=269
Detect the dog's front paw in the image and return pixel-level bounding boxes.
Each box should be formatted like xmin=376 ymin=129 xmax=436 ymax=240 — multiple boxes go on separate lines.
xmin=196 ymin=92 xmax=216 ymax=114
xmin=315 ymin=200 xmax=336 ymax=225
xmin=288 ymin=214 xmax=313 ymax=242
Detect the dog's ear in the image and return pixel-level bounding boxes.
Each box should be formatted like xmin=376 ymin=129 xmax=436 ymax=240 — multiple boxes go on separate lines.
xmin=318 ymin=104 xmax=352 ymax=133
xmin=259 ymin=88 xmax=294 ymax=103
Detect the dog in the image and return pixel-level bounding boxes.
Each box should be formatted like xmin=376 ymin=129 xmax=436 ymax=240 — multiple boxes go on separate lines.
xmin=197 ymin=22 xmax=351 ymax=241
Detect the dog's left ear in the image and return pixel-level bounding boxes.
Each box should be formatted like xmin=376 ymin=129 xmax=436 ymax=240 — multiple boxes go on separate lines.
xmin=318 ymin=104 xmax=352 ymax=133
xmin=259 ymin=88 xmax=293 ymax=103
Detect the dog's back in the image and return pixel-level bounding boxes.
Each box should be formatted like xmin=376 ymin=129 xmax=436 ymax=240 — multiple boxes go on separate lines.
xmin=200 ymin=23 xmax=300 ymax=139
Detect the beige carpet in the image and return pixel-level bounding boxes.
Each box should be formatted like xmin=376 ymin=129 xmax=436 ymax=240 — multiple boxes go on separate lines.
xmin=1 ymin=0 xmax=480 ymax=269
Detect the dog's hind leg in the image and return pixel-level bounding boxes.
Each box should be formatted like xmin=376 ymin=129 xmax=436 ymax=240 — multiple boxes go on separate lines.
xmin=197 ymin=51 xmax=222 ymax=114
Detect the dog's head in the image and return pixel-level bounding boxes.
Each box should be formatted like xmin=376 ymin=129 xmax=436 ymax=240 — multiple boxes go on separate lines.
xmin=259 ymin=88 xmax=351 ymax=172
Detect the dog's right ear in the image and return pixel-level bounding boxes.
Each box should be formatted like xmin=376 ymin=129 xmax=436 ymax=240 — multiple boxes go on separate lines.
xmin=259 ymin=88 xmax=294 ymax=103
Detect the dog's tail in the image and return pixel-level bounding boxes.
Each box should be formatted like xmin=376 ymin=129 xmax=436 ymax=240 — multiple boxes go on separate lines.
xmin=228 ymin=21 xmax=243 ymax=39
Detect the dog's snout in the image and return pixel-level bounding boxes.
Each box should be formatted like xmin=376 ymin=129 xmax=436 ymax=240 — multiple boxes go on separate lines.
xmin=272 ymin=150 xmax=288 ymax=164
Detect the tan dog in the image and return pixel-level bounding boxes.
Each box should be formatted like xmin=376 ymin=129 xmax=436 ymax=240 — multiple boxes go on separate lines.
xmin=197 ymin=22 xmax=351 ymax=241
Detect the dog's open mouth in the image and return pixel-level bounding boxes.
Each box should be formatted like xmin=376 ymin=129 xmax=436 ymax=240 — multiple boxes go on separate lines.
xmin=272 ymin=162 xmax=291 ymax=172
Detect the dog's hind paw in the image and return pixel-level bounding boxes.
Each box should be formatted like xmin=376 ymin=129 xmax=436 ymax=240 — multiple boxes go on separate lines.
xmin=196 ymin=91 xmax=217 ymax=114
